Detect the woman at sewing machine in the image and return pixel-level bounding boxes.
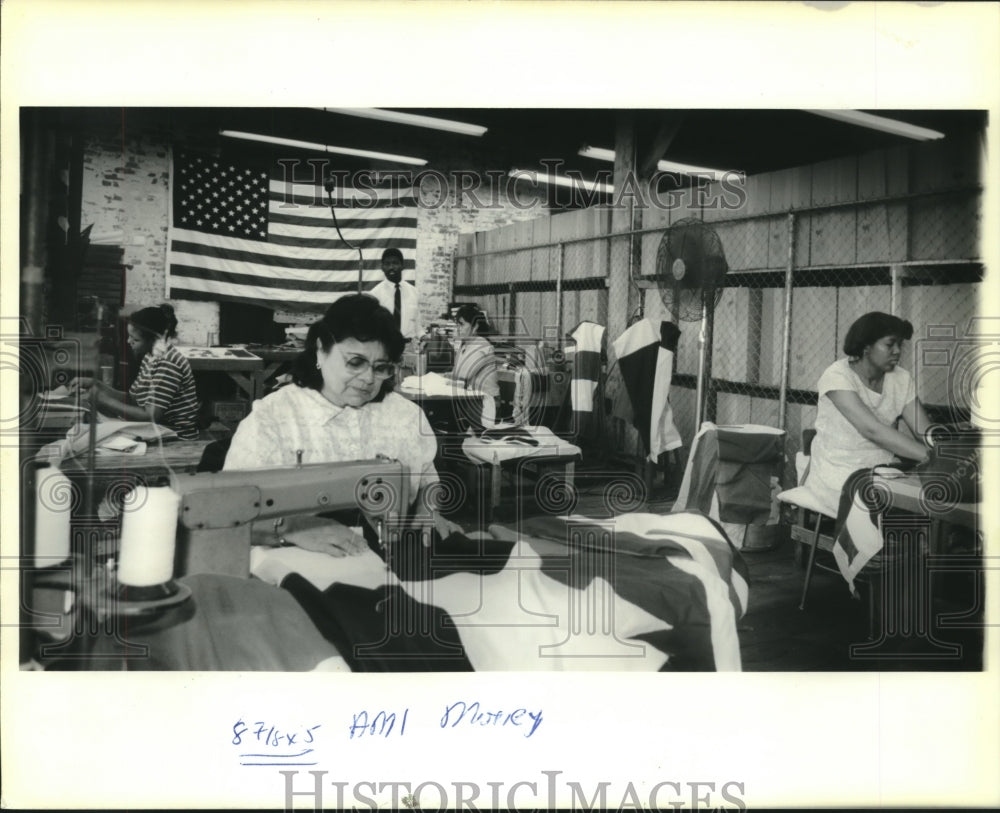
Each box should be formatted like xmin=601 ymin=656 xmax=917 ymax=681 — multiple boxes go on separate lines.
xmin=224 ymin=294 xmax=459 ymax=555
xmin=68 ymin=304 xmax=199 ymax=439
xmin=445 ymin=303 xmax=499 ymax=426
xmin=807 ymin=311 xmax=931 ymax=516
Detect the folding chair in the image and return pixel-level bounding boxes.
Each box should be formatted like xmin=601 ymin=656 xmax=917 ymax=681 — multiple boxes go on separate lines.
xmin=776 ymin=431 xmax=878 ymax=636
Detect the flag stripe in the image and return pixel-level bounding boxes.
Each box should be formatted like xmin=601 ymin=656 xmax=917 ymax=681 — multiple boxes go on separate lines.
xmin=171 ymin=227 xmax=415 ymax=263
xmin=271 ymin=189 xmax=418 ymax=208
xmin=169 ymin=263 xmax=412 ymax=292
xmin=269 ymin=211 xmax=418 ymax=230
xmin=169 ymin=253 xmax=414 ymax=283
xmin=168 ymin=285 xmax=351 ymax=313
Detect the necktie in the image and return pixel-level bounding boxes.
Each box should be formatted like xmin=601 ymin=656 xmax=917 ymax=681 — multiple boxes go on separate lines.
xmin=393 ymin=283 xmax=402 ymax=330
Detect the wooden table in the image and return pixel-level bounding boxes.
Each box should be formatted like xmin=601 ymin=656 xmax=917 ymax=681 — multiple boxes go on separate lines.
xmin=176 ymin=346 xmax=264 ymax=400
xmin=245 ymin=345 xmax=301 ymax=399
xmin=56 ymin=440 xmax=211 ymax=522
xmin=58 ymin=440 xmax=211 ymax=476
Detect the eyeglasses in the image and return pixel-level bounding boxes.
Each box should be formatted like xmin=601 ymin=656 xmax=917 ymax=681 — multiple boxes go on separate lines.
xmin=342 ymin=354 xmax=396 ymax=379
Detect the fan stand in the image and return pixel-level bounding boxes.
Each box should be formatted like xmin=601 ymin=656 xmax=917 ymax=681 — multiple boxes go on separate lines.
xmin=693 ymin=287 xmax=716 ymax=427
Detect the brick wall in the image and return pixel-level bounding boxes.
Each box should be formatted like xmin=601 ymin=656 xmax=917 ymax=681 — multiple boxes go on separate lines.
xmin=416 ymin=179 xmax=549 ymax=328
xmin=79 ymin=116 xmax=217 ymax=346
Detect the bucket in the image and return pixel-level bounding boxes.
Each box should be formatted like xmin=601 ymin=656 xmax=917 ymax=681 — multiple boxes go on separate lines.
xmin=741 ymin=523 xmax=789 ymax=552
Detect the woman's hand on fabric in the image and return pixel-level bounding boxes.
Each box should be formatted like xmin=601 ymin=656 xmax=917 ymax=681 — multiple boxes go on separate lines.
xmin=434 ymin=513 xmax=464 ymax=540
xmin=287 ymin=525 xmax=367 ymax=557
xmin=254 ymin=516 xmax=368 ymax=557
xmin=67 ymin=376 xmax=95 ymax=397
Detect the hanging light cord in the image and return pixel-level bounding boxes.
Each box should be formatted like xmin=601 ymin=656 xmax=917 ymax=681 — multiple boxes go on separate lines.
xmin=324 ymin=181 xmax=365 ymax=293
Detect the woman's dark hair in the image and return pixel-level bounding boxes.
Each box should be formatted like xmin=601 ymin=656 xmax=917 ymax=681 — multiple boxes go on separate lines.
xmin=843 ymin=311 xmax=914 ymax=358
xmin=129 ymin=304 xmax=178 ymax=342
xmin=454 ymin=303 xmax=493 ymax=336
xmin=291 ymin=294 xmax=406 ymax=395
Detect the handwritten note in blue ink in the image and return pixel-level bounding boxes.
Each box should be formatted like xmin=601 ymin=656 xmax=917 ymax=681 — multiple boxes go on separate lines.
xmin=440 ymin=702 xmax=543 ymax=738
xmin=232 ymin=719 xmax=322 ymax=766
xmin=348 ymin=709 xmax=409 ymax=739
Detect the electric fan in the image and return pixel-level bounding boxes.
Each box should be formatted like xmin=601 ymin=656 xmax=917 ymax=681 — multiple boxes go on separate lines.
xmin=653 ymin=217 xmax=731 ymax=424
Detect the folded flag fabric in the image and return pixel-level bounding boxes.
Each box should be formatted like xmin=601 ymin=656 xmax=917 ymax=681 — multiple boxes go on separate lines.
xmin=611 ymin=318 xmax=683 ymax=462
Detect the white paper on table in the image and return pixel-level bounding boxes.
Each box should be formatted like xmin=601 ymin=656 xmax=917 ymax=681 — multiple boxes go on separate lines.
xmin=41 ymin=385 xmax=72 ymax=400
xmin=95 ymin=436 xmax=148 ymax=455
xmin=400 ymin=372 xmax=484 ymax=397
xmin=65 ymin=420 xmax=177 ymax=456
xmin=462 ymin=424 xmax=581 ymax=464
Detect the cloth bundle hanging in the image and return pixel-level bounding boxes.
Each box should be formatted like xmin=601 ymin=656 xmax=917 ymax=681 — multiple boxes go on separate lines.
xmin=566 ymin=321 xmax=605 ymax=438
xmin=611 ymin=318 xmax=683 ymax=463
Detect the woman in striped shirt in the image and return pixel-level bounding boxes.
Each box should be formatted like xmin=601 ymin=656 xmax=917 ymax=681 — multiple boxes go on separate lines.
xmin=69 ymin=304 xmax=200 ymax=439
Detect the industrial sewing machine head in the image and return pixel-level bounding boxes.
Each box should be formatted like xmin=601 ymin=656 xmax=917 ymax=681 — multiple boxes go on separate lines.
xmin=168 ymin=457 xmax=410 ymax=578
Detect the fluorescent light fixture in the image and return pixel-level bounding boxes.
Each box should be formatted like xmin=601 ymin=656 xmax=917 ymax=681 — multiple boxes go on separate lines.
xmin=578 ymin=146 xmax=617 ymax=163
xmin=805 ymin=110 xmax=945 ymax=141
xmin=318 ymin=108 xmax=487 ymax=137
xmin=219 ymin=130 xmax=427 ymax=166
xmin=508 ymin=168 xmax=614 ymax=194
xmin=578 ymin=145 xmax=737 ymax=182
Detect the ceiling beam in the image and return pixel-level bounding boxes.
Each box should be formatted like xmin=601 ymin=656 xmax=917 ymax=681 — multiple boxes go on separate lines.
xmin=639 ymin=112 xmax=686 ymax=178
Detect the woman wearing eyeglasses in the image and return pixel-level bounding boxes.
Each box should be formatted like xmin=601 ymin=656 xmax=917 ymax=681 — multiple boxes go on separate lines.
xmin=225 ymin=294 xmax=458 ymax=554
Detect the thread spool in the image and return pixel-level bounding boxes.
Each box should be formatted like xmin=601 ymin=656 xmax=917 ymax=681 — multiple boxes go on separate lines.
xmin=117 ymin=486 xmax=181 ymax=587
xmin=34 ymin=465 xmax=73 ymax=568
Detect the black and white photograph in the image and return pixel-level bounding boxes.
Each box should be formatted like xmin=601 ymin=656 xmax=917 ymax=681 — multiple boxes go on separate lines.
xmin=2 ymin=2 xmax=998 ymax=810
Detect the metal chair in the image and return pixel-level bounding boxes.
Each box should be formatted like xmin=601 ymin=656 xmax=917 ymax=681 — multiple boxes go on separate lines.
xmin=775 ymin=452 xmax=838 ymax=610
xmin=776 ymin=431 xmax=877 ymax=636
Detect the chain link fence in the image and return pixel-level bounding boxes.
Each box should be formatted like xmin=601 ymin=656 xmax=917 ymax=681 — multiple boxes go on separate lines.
xmin=454 ymin=173 xmax=983 ymax=488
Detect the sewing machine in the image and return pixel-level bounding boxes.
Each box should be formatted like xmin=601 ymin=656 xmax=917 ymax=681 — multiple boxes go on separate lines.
xmin=169 ymin=458 xmax=410 ymax=578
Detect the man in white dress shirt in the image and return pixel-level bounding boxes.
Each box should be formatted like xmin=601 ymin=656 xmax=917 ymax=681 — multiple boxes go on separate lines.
xmin=370 ymin=247 xmax=422 ymax=342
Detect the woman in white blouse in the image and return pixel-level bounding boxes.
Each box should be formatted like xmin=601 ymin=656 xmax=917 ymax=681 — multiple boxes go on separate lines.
xmin=447 ymin=303 xmax=500 ymax=426
xmin=807 ymin=311 xmax=931 ymax=515
xmin=225 ymin=294 xmax=459 ymax=554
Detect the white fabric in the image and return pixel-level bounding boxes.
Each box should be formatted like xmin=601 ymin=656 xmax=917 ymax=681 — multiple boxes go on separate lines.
xmin=567 ymin=321 xmax=604 ymax=414
xmin=570 ymin=321 xmax=605 ymax=355
xmin=808 ymin=358 xmax=916 ymax=516
xmin=251 ymin=546 xmax=396 ymax=592
xmin=831 ymin=492 xmax=886 ymax=594
xmin=461 ymin=424 xmax=581 ymax=464
xmin=399 ymin=372 xmax=476 ymax=397
xmin=370 ymin=278 xmax=422 ymax=339
xmin=776 ymin=485 xmax=835 ymax=518
xmin=610 ymin=317 xmax=655 ymax=358
xmin=224 ymin=385 xmax=438 ymax=500
xmin=650 ymin=343 xmax=683 ymax=460
xmin=570 ymin=379 xmax=594 ymax=412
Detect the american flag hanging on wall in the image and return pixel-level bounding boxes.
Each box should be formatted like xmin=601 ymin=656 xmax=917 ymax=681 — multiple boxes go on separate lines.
xmin=166 ymin=151 xmax=417 ymax=312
